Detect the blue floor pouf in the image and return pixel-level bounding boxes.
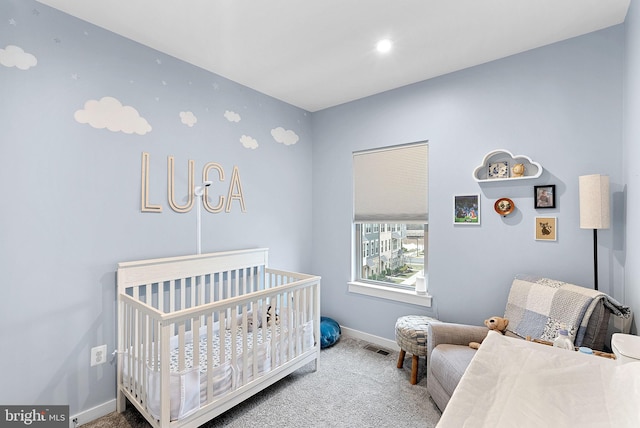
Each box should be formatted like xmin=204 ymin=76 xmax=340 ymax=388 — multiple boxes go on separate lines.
xmin=320 ymin=316 xmax=341 ymax=348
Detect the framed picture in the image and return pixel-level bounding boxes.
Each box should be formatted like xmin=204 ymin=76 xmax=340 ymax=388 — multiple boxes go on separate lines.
xmin=488 ymin=161 xmax=509 ymax=179
xmin=534 ymin=184 xmax=556 ymax=209
xmin=535 ymin=216 xmax=557 ymax=241
xmin=454 ymin=194 xmax=480 ymax=225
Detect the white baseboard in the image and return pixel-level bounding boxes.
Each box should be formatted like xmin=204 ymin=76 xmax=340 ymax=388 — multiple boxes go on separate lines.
xmin=340 ymin=326 xmax=400 ymax=352
xmin=70 ymin=399 xmax=116 ymax=427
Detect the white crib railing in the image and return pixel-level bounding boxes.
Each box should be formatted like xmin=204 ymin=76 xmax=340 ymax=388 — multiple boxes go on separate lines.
xmin=116 ymin=249 xmax=320 ymax=428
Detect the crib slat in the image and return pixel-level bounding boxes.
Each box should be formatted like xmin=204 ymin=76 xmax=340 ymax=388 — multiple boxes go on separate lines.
xmin=193 ymin=318 xmax=200 ymax=371
xmin=270 ymin=295 xmax=279 ymax=367
xmin=169 ymin=280 xmax=175 ymax=313
xmin=199 ymin=275 xmax=206 ymax=327
xmin=141 ymin=313 xmax=149 ymax=406
xmin=206 ymin=312 xmax=214 ymax=403
xmin=234 ymin=269 xmax=240 ymax=297
xmin=124 ymin=303 xmax=133 ymax=395
xmin=252 ymin=301 xmax=259 ymax=380
xmin=261 ymin=300 xmax=269 ymax=365
xmin=160 ymin=323 xmax=171 ymax=426
xmin=288 ymin=291 xmax=295 ymax=357
xmin=219 ymin=309 xmax=226 ymax=365
xmin=275 ymin=291 xmax=283 ymax=362
xmin=242 ymin=268 xmax=247 ymax=295
xmin=241 ymin=305 xmax=249 ymax=386
xmin=180 ymin=278 xmax=186 ymax=311
xmin=189 ymin=276 xmax=195 ymax=309
xmin=136 ymin=308 xmax=143 ymax=398
xmin=216 ymin=272 xmax=222 ymax=302
xmin=154 ymin=318 xmax=161 ymax=372
xmin=230 ymin=306 xmax=237 ymax=369
xmin=178 ymin=323 xmax=186 ymax=371
xmin=220 ymin=272 xmax=229 ymax=321
xmin=157 ymin=282 xmax=164 ymax=313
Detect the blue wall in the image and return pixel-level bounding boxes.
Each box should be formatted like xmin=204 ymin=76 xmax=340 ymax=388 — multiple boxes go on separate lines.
xmin=312 ymin=26 xmax=626 ymax=336
xmin=0 ymin=0 xmax=313 ymax=417
xmin=1 ymin=0 xmax=638 ymax=421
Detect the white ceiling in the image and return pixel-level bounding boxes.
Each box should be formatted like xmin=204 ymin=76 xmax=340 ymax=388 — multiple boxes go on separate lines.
xmin=36 ymin=0 xmax=630 ymax=112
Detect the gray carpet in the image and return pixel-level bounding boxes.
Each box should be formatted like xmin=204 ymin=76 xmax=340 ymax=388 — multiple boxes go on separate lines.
xmin=83 ymin=337 xmax=441 ymax=427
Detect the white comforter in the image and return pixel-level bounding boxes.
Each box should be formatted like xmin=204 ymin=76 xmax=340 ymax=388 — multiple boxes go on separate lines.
xmin=437 ymin=331 xmax=640 ymax=428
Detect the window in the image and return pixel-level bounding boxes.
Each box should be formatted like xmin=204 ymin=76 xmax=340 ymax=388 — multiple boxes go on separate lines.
xmin=351 ymin=142 xmax=428 ymax=300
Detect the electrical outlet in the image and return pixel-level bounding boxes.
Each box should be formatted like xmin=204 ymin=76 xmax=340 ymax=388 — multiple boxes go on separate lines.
xmin=91 ymin=345 xmax=107 ymax=366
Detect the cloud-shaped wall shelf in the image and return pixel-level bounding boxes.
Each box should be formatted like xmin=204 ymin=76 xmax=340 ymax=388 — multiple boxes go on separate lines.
xmin=473 ymin=149 xmax=543 ymax=182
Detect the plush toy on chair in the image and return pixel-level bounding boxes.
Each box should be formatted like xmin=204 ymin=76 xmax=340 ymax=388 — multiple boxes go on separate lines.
xmin=320 ymin=316 xmax=341 ymax=348
xmin=469 ymin=316 xmax=509 ymax=349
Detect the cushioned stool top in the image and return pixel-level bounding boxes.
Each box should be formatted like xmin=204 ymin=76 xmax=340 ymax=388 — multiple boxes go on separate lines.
xmin=395 ymin=315 xmax=437 ymax=356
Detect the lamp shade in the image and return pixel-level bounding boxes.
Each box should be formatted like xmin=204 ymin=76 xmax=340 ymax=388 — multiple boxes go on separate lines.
xmin=579 ymin=174 xmax=610 ymax=230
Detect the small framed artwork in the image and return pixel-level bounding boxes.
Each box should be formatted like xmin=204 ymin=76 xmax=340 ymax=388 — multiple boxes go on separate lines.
xmin=488 ymin=161 xmax=509 ymax=179
xmin=454 ymin=194 xmax=480 ymax=225
xmin=535 ymin=216 xmax=557 ymax=241
xmin=534 ymin=184 xmax=556 ymax=209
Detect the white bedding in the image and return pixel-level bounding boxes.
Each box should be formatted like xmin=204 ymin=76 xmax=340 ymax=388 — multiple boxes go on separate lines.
xmin=437 ymin=331 xmax=640 ymax=428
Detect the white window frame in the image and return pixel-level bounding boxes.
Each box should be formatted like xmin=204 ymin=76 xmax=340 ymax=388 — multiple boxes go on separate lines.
xmin=349 ymin=142 xmax=431 ymax=307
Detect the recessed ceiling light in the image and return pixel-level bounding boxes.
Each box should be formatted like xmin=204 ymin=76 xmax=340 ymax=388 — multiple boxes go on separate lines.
xmin=376 ymin=39 xmax=392 ymax=53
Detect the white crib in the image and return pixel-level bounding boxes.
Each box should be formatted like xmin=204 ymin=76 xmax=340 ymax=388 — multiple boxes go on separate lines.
xmin=116 ymin=248 xmax=321 ymax=428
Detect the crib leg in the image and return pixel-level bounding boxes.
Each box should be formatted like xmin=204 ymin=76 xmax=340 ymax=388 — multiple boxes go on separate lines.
xmin=117 ymin=389 xmax=126 ymax=413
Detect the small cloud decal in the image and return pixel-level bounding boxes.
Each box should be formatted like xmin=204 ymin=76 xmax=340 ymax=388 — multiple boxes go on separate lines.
xmin=0 ymin=45 xmax=37 ymax=70
xmin=240 ymin=135 xmax=258 ymax=150
xmin=224 ymin=110 xmax=241 ymax=122
xmin=271 ymin=127 xmax=299 ymax=146
xmin=74 ymin=96 xmax=152 ymax=135
xmin=179 ymin=111 xmax=197 ymax=127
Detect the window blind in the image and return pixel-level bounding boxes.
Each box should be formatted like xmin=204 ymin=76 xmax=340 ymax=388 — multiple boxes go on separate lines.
xmin=353 ymin=142 xmax=428 ymax=223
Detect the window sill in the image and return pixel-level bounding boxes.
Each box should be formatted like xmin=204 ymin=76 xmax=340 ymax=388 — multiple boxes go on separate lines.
xmin=348 ymin=281 xmax=432 ymax=307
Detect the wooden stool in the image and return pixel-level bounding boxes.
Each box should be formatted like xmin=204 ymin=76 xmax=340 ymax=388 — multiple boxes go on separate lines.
xmin=395 ymin=315 xmax=437 ymax=384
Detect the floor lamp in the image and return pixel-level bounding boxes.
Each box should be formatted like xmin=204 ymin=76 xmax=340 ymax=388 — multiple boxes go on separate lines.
xmin=578 ymin=174 xmax=610 ymax=291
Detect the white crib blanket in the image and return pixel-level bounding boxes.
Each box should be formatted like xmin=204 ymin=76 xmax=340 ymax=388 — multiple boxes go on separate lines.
xmin=437 ymin=331 xmax=640 ymax=428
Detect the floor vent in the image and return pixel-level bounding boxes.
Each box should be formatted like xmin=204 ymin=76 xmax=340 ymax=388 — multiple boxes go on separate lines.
xmin=364 ymin=344 xmax=391 ymax=356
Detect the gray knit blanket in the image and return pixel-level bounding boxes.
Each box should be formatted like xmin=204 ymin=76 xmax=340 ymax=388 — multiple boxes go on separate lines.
xmin=504 ymin=274 xmax=630 ymax=346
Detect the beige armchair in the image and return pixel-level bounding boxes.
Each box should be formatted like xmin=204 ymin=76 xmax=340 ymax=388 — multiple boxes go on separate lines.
xmin=426 ymin=274 xmax=630 ymax=412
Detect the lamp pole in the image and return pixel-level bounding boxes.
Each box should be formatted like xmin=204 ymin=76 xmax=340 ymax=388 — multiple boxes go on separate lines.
xmin=592 ymin=229 xmax=599 ymax=291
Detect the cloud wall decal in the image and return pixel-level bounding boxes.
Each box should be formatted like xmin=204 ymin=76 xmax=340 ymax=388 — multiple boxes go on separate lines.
xmin=180 ymin=111 xmax=197 ymax=127
xmin=0 ymin=45 xmax=37 ymax=70
xmin=240 ymin=135 xmax=258 ymax=150
xmin=224 ymin=110 xmax=241 ymax=122
xmin=271 ymin=127 xmax=299 ymax=146
xmin=74 ymin=96 xmax=152 ymax=135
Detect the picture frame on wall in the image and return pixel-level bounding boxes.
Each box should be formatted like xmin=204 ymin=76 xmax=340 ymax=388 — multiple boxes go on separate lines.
xmin=535 ymin=216 xmax=557 ymax=241
xmin=488 ymin=161 xmax=509 ymax=179
xmin=454 ymin=194 xmax=480 ymax=225
xmin=534 ymin=184 xmax=556 ymax=209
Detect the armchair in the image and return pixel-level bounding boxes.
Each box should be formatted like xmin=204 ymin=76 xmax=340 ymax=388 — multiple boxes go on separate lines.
xmin=426 ymin=274 xmax=630 ymax=412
